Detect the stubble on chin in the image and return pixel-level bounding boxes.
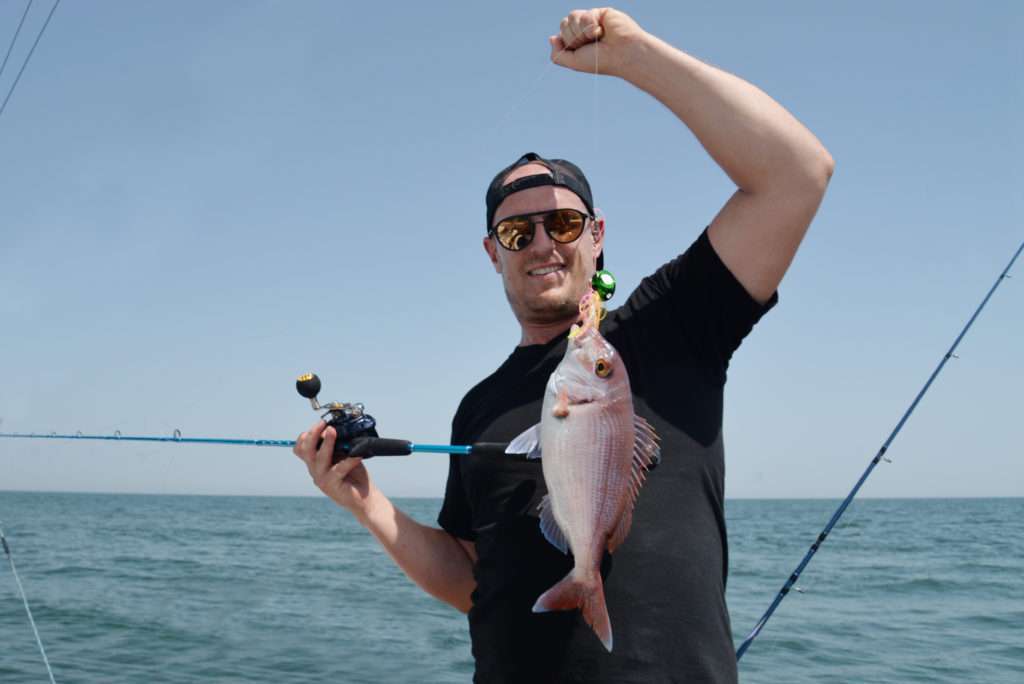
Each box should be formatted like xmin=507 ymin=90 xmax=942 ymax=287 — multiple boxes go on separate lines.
xmin=503 ymin=282 xmax=583 ymax=326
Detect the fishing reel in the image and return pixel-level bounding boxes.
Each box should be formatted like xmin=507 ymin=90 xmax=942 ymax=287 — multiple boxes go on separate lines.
xmin=296 ymin=373 xmax=380 ymax=462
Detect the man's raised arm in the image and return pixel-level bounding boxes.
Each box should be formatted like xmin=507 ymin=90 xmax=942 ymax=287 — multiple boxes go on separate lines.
xmin=552 ymin=8 xmax=834 ymax=303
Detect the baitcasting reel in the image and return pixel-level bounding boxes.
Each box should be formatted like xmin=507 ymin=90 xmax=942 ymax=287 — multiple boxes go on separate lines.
xmin=296 ymin=373 xmax=379 ymax=463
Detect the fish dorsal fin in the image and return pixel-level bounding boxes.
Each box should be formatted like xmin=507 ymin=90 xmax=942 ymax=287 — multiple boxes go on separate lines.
xmin=633 ymin=414 xmax=661 ymax=470
xmin=538 ymin=494 xmax=570 ymax=555
xmin=506 ymin=423 xmax=542 ymax=460
xmin=608 ymin=415 xmax=662 ymax=553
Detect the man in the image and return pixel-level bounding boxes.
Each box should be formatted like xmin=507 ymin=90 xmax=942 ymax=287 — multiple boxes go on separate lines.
xmin=294 ymin=7 xmax=832 ymax=683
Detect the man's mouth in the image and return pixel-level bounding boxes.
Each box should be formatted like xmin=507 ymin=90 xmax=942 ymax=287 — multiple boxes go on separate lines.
xmin=528 ymin=264 xmax=566 ymax=276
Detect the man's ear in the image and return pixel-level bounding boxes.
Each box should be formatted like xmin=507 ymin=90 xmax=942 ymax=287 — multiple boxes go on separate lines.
xmin=592 ymin=214 xmax=606 ymax=266
xmin=483 ymin=235 xmax=502 ymax=273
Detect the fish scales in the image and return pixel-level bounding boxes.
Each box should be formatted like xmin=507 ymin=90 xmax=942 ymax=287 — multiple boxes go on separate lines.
xmin=544 ymin=400 xmax=633 ymax=572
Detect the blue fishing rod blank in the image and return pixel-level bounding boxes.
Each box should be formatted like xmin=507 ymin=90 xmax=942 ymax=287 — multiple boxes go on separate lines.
xmin=0 ymin=431 xmax=496 ymax=457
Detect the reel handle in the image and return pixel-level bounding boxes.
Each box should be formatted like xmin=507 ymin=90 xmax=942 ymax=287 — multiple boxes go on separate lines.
xmin=296 ymin=373 xmax=322 ymax=400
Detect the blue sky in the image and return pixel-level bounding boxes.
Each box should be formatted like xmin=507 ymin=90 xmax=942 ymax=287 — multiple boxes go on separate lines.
xmin=1 ymin=1 xmax=1020 ymax=498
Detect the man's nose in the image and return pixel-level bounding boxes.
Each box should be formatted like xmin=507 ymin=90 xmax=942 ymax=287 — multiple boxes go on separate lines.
xmin=526 ymin=218 xmax=556 ymax=252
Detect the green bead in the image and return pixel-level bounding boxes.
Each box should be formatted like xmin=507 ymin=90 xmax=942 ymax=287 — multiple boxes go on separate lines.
xmin=591 ymin=270 xmax=616 ymax=301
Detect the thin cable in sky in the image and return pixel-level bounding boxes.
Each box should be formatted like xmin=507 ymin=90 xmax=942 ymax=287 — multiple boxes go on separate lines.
xmin=0 ymin=0 xmax=35 ymax=82
xmin=0 ymin=0 xmax=61 ymax=123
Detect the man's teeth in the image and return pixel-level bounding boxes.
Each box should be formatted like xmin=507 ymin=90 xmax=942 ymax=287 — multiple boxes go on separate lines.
xmin=530 ymin=265 xmax=563 ymax=276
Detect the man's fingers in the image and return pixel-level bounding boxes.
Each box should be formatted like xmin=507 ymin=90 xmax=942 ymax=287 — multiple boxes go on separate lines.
xmin=565 ymin=9 xmax=603 ymax=49
xmin=293 ymin=431 xmax=308 ymax=459
xmin=561 ymin=15 xmax=584 ymax=50
xmin=328 ymin=455 xmax=363 ymax=482
xmin=294 ymin=420 xmax=328 ymax=462
xmin=552 ymin=9 xmax=610 ymax=71
xmin=568 ymin=11 xmax=589 ymax=48
xmin=549 ymin=35 xmax=569 ymax=64
xmin=312 ymin=426 xmax=337 ymax=475
xmin=308 ymin=419 xmax=328 ymax=442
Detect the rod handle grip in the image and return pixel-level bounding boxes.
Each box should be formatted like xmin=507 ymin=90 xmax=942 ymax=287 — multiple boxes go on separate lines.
xmin=332 ymin=437 xmax=412 ymax=463
xmin=470 ymin=442 xmax=509 ymax=457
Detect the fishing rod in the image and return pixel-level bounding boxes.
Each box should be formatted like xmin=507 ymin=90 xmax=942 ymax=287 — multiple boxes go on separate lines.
xmin=735 ymin=239 xmax=1023 ymax=661
xmin=0 ymin=272 xmax=620 ymax=463
xmin=0 ymin=373 xmax=513 ymax=462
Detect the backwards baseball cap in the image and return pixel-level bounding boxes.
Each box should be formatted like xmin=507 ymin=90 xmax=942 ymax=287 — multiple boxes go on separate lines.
xmin=485 ymin=152 xmax=603 ymax=270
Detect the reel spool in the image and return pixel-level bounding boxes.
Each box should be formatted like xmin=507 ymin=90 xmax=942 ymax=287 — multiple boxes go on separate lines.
xmin=296 ymin=373 xmax=379 ymax=462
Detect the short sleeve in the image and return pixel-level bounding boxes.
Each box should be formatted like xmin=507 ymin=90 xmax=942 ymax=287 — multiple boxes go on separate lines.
xmin=436 ymin=395 xmax=475 ymax=540
xmin=622 ymin=228 xmax=777 ymax=382
xmin=437 ymin=425 xmax=476 ymax=541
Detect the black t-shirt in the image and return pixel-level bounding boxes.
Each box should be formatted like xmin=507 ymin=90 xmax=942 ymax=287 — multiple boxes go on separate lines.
xmin=439 ymin=229 xmax=777 ymax=683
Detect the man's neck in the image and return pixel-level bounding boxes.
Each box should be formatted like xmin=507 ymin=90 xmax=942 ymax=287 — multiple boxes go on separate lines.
xmin=518 ymin=315 xmax=577 ymax=347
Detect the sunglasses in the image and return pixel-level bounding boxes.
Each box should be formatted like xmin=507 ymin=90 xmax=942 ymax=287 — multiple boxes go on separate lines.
xmin=489 ymin=208 xmax=595 ymax=251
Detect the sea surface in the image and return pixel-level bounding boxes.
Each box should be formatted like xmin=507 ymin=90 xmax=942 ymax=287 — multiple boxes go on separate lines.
xmin=1 ymin=493 xmax=1020 ymax=683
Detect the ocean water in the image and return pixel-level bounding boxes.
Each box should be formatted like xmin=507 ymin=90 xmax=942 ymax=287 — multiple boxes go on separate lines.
xmin=0 ymin=493 xmax=1020 ymax=683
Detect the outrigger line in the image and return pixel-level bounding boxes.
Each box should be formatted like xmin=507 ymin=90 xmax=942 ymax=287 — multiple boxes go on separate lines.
xmin=736 ymin=238 xmax=1023 ymax=661
xmin=1 ymin=523 xmax=58 ymax=684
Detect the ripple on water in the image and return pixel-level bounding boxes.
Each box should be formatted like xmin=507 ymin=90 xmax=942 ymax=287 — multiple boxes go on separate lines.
xmin=3 ymin=494 xmax=1022 ymax=683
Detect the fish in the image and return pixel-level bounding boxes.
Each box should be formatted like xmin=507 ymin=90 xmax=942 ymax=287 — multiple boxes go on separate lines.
xmin=507 ymin=290 xmax=660 ymax=652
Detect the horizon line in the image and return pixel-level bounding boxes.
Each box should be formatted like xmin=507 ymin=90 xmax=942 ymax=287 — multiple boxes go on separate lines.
xmin=1 ymin=488 xmax=1021 ymax=501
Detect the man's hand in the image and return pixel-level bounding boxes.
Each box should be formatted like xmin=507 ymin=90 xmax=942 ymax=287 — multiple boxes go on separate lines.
xmin=293 ymin=420 xmax=478 ymax=612
xmin=550 ymin=8 xmax=647 ymax=77
xmin=293 ymin=419 xmax=375 ymax=520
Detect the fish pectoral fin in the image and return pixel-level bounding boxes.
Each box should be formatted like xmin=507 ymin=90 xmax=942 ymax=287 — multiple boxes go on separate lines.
xmin=537 ymin=494 xmax=570 ymax=554
xmin=507 ymin=423 xmax=542 ymax=460
xmin=552 ymin=386 xmax=570 ymax=418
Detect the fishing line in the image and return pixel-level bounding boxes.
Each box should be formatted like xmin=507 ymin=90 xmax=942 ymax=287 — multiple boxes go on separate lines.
xmin=485 ymin=30 xmax=581 ymax=144
xmin=486 ymin=21 xmax=602 ymax=157
xmin=0 ymin=0 xmax=35 ymax=82
xmin=0 ymin=0 xmax=61 ymax=122
xmin=1 ymin=523 xmax=58 ymax=684
xmin=735 ymin=238 xmax=1023 ymax=661
xmin=593 ymin=30 xmax=599 ymax=158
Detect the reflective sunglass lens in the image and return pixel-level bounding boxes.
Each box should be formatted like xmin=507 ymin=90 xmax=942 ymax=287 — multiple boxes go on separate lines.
xmin=496 ymin=219 xmax=533 ymax=250
xmin=548 ymin=209 xmax=585 ymax=242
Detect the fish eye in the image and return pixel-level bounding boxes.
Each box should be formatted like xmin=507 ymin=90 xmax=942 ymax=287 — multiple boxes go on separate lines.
xmin=594 ymin=358 xmax=612 ymax=378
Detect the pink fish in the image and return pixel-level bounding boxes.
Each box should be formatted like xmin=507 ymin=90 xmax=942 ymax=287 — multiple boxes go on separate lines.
xmin=508 ymin=291 xmax=660 ymax=652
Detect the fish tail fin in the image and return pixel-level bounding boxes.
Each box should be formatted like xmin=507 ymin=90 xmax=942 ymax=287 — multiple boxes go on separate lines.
xmin=532 ymin=571 xmax=613 ymax=652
